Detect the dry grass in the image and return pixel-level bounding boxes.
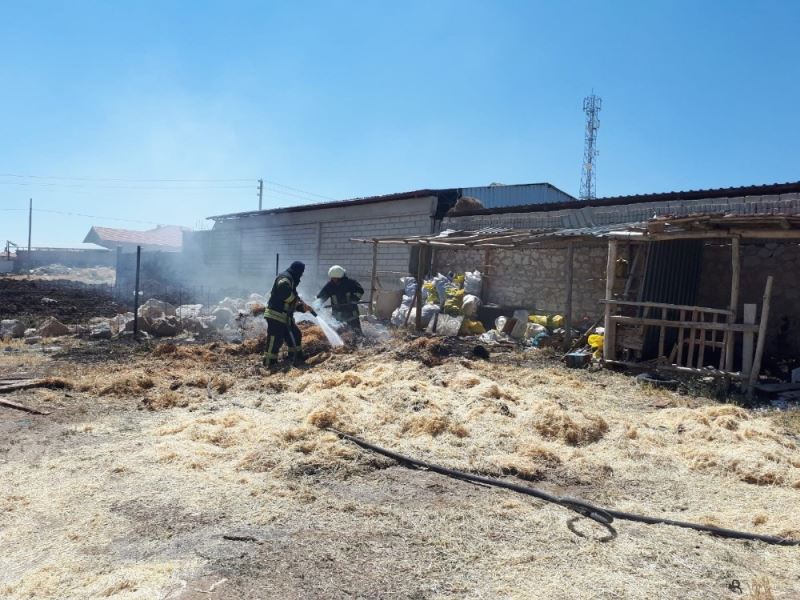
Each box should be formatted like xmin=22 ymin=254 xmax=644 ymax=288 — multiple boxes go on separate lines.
xmin=98 ymin=374 xmax=155 ymax=396
xmin=401 ymin=414 xmax=469 ymax=438
xmin=1 ymin=334 xmax=800 ymax=599
xmin=748 ymin=576 xmax=775 ymax=600
xmin=532 ymin=400 xmax=609 ymax=446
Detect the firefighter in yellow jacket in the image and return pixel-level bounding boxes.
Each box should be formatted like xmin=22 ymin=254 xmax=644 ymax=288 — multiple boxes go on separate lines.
xmin=263 ymin=261 xmax=314 ymax=367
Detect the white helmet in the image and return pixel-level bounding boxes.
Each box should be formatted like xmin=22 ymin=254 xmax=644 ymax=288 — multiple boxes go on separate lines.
xmin=328 ymin=265 xmax=345 ymax=279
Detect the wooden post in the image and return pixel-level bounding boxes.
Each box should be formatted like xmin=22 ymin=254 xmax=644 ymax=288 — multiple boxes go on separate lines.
xmin=657 ymin=307 xmax=667 ymax=359
xmin=415 ymin=244 xmax=426 ymax=332
xmin=696 ymin=313 xmax=707 ymax=369
xmin=368 ymin=241 xmax=378 ymax=316
xmin=748 ymin=276 xmax=774 ymax=388
xmin=677 ymin=309 xmax=686 ymax=366
xmin=603 ymin=240 xmax=618 ymax=360
xmin=563 ymin=242 xmax=575 ymax=351
xmin=622 ymin=244 xmax=642 ymax=300
xmin=481 ymin=248 xmax=493 ymax=302
xmin=725 ymin=236 xmax=741 ymax=371
xmin=687 ymin=310 xmax=698 ymax=366
xmin=741 ymin=303 xmax=757 ymax=376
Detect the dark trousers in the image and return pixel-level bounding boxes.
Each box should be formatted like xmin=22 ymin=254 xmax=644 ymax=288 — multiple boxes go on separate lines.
xmin=264 ymin=317 xmax=303 ymax=365
xmin=334 ymin=310 xmax=362 ymax=336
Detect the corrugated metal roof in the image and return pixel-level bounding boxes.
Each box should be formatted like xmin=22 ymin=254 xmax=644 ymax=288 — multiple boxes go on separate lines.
xmin=447 ymin=181 xmax=800 ymax=217
xmin=354 ymin=213 xmax=800 ymax=247
xmin=209 ymin=189 xmax=447 ymax=220
xmin=460 ymin=183 xmax=576 ymax=208
xmin=83 ymin=225 xmax=187 ymax=249
xmin=207 ymin=182 xmax=576 ymax=221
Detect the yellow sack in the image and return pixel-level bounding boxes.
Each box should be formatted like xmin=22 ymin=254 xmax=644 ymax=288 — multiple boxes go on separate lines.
xmin=529 ymin=314 xmax=549 ymax=327
xmin=443 ymin=287 xmax=464 ymax=315
xmin=528 ymin=314 xmax=565 ymax=328
xmin=443 ymin=300 xmax=462 ymax=315
xmin=588 ymin=333 xmax=604 ymax=358
xmin=422 ymin=281 xmax=439 ymax=304
xmin=453 ymin=273 xmax=465 ymax=287
xmin=460 ymin=318 xmax=486 ymax=335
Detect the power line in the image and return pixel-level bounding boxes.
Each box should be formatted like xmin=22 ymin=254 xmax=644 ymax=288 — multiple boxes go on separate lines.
xmin=0 ymin=171 xmax=336 ymax=202
xmin=263 ymin=179 xmax=335 ymax=201
xmin=0 ymin=172 xmax=253 ymax=183
xmin=262 ymin=187 xmax=332 ymax=203
xmin=32 ymin=208 xmax=163 ymax=225
xmin=0 ymin=181 xmax=253 ymax=190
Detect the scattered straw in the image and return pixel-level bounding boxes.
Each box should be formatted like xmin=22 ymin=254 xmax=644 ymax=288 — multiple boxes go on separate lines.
xmin=532 ymin=400 xmax=608 ymax=446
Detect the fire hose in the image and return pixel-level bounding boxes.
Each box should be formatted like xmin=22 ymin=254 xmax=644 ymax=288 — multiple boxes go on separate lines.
xmin=328 ymin=428 xmax=800 ymax=546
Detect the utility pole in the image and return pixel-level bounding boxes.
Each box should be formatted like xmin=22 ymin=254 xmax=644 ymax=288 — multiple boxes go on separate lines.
xmin=579 ymin=93 xmax=602 ymax=201
xmin=27 ymin=198 xmax=32 ymax=252
xmin=258 ymin=178 xmax=263 ymax=210
xmin=133 ymin=246 xmax=142 ymax=338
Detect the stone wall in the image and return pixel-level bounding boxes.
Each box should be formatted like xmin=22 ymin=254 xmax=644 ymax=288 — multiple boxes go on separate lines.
xmin=696 ymin=240 xmax=800 ymax=356
xmin=432 ymin=242 xmax=608 ymax=320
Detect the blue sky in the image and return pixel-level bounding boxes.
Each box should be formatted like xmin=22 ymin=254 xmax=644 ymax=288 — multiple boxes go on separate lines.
xmin=1 ymin=0 xmax=798 ymax=246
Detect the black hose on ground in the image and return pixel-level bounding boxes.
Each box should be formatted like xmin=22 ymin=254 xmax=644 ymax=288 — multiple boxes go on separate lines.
xmin=328 ymin=428 xmax=800 ymax=547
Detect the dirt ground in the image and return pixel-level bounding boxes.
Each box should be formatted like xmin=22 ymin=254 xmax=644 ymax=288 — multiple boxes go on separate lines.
xmin=0 ymin=277 xmax=121 ymax=326
xmin=1 ymin=333 xmax=799 ymax=599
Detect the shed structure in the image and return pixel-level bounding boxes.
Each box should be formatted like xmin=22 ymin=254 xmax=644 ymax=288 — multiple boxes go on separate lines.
xmin=354 ymin=213 xmax=800 ymax=388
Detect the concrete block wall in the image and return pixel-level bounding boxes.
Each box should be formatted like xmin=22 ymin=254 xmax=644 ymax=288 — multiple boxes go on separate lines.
xmin=189 ymin=195 xmax=437 ymax=298
xmin=696 ymin=240 xmax=800 ymax=357
xmin=433 ymin=243 xmax=608 ymax=320
xmin=319 ymin=214 xmax=432 ymax=286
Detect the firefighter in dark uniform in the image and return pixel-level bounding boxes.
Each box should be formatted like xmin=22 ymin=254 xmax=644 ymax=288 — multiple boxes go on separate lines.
xmin=263 ymin=261 xmax=314 ymax=367
xmin=317 ymin=265 xmax=364 ymax=335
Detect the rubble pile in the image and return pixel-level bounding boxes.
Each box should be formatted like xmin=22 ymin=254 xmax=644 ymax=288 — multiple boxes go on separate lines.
xmin=0 ymin=293 xmax=276 ymax=343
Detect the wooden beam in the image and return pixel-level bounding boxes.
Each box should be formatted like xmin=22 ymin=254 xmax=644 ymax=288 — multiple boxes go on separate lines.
xmin=603 ymin=240 xmax=619 ymax=361
xmin=725 ymin=236 xmax=741 ymax=372
xmin=603 ymin=360 xmax=742 ymax=379
xmin=0 ymin=397 xmax=50 ymax=415
xmin=415 ymin=245 xmax=426 ymax=332
xmin=657 ymin=307 xmax=667 ymax=359
xmin=563 ymin=242 xmax=575 ymax=351
xmin=600 ymin=299 xmax=732 ymax=316
xmin=609 ymin=315 xmax=759 ymax=333
xmin=748 ymin=276 xmax=774 ymax=388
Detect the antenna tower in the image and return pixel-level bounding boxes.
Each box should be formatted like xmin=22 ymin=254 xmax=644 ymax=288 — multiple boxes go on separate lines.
xmin=579 ymin=93 xmax=602 ymax=200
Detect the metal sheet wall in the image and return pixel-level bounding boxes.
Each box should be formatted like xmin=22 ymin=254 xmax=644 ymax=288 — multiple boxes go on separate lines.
xmin=640 ymin=240 xmax=705 ymax=358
